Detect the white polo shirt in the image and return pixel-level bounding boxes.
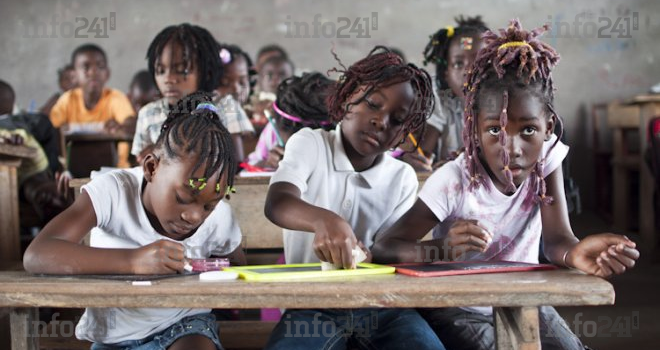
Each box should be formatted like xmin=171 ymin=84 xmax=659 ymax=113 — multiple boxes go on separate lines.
xmin=270 ymin=125 xmax=418 ymax=264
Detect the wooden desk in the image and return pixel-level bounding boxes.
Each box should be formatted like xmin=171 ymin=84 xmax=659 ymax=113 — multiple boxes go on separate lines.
xmin=0 ymin=143 xmax=38 ymax=263
xmin=65 ymin=132 xmax=133 ymax=178
xmin=0 ymin=269 xmax=613 ymax=350
xmin=609 ymin=94 xmax=660 ymax=255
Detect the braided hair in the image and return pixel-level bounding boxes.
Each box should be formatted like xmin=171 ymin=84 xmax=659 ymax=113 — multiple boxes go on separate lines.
xmin=423 ymin=15 xmax=489 ymax=90
xmin=146 ymin=24 xmax=222 ymax=92
xmin=463 ymin=19 xmax=561 ymax=205
xmin=274 ymin=72 xmax=335 ymax=133
xmin=327 ymin=46 xmax=435 ymax=139
xmin=156 ymin=91 xmax=237 ymax=196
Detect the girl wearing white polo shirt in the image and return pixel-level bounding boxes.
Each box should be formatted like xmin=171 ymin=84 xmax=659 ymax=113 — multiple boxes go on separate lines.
xmin=263 ymin=47 xmax=445 ymax=350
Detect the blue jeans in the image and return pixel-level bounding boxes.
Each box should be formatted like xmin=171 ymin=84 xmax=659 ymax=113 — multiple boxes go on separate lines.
xmin=418 ymin=306 xmax=584 ymax=350
xmin=90 ymin=313 xmax=223 ymax=350
xmin=265 ymin=308 xmax=445 ymax=350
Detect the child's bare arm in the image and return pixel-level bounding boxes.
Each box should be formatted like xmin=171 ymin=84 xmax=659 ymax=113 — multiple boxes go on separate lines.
xmin=541 ymin=168 xmax=639 ymax=277
xmin=24 ymin=191 xmax=185 ymax=275
xmin=265 ymin=182 xmax=357 ymax=269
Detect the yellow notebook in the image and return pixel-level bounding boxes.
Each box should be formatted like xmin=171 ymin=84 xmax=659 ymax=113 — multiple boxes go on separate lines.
xmin=223 ymin=263 xmax=395 ymax=281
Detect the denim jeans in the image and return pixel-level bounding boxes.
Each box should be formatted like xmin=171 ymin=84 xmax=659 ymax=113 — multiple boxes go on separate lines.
xmin=90 ymin=313 xmax=223 ymax=350
xmin=418 ymin=306 xmax=585 ymax=350
xmin=265 ymin=308 xmax=445 ymax=350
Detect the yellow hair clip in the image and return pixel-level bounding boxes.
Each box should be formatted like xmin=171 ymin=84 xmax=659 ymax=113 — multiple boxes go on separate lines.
xmin=445 ymin=26 xmax=455 ymax=38
xmin=498 ymin=41 xmax=533 ymax=50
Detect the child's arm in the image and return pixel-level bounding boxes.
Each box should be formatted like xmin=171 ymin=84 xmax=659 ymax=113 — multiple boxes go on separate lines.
xmin=265 ymin=182 xmax=358 ymax=269
xmin=372 ymin=199 xmax=492 ymax=263
xmin=24 ymin=191 xmax=186 ymax=275
xmin=541 ymin=168 xmax=639 ymax=277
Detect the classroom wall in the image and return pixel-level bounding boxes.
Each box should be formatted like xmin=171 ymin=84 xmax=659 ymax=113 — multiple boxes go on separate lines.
xmin=1 ymin=0 xmax=659 ymax=211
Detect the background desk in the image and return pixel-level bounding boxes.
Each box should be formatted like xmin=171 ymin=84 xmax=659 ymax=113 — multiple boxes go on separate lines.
xmin=0 ymin=269 xmax=613 ymax=350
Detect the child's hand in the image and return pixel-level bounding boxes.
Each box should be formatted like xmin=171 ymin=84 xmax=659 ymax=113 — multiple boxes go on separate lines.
xmin=567 ymin=234 xmax=639 ymax=278
xmin=401 ymin=152 xmax=433 ymax=172
xmin=264 ymin=146 xmax=285 ymax=169
xmin=130 ymin=240 xmax=186 ymax=274
xmin=442 ymin=219 xmax=493 ymax=260
xmin=103 ymin=119 xmax=121 ymax=134
xmin=312 ymin=212 xmax=358 ymax=269
xmin=55 ymin=170 xmax=73 ymax=201
xmin=357 ymin=241 xmax=372 ymax=264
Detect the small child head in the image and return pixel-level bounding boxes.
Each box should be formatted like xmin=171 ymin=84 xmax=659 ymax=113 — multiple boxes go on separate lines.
xmin=272 ymin=72 xmax=335 ymax=139
xmin=142 ymin=91 xmax=236 ymax=239
xmin=258 ymin=56 xmax=294 ymax=94
xmin=128 ymin=70 xmax=160 ymax=112
xmin=71 ymin=43 xmax=109 ymax=95
xmin=0 ymin=80 xmax=15 ymax=115
xmin=255 ymin=44 xmax=288 ymax=72
xmin=463 ymin=19 xmax=561 ymax=204
xmin=217 ymin=44 xmax=253 ymax=104
xmin=57 ymin=64 xmax=78 ymax=92
xmin=327 ymin=46 xmax=435 ymax=157
xmin=146 ymin=24 xmax=222 ymax=106
xmin=424 ymin=15 xmax=489 ymax=100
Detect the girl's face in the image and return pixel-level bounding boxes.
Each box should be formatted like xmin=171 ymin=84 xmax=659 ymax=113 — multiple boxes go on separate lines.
xmin=445 ymin=33 xmax=484 ymax=101
xmin=341 ymin=82 xmax=414 ymax=169
xmin=73 ymin=51 xmax=109 ymax=95
xmin=476 ymin=90 xmax=554 ymax=194
xmin=217 ymin=56 xmax=250 ymax=104
xmin=154 ymin=41 xmax=200 ymax=106
xmin=258 ymin=61 xmax=293 ymax=93
xmin=142 ymin=152 xmax=227 ymax=240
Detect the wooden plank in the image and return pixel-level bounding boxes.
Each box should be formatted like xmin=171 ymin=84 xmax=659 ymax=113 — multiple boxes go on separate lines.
xmin=0 ymin=270 xmax=614 ymax=309
xmin=607 ymin=103 xmax=641 ymax=128
xmin=0 ymin=143 xmax=38 ymax=159
xmin=10 ymin=308 xmax=39 ymax=350
xmin=494 ymin=307 xmax=540 ymax=350
xmin=0 ymin=164 xmax=21 ymax=262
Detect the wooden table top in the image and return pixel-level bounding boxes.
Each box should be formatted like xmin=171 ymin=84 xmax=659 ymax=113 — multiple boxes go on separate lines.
xmin=0 ymin=269 xmax=613 ymax=309
xmin=0 ymin=143 xmax=38 ymax=159
xmin=65 ymin=132 xmax=133 ymax=142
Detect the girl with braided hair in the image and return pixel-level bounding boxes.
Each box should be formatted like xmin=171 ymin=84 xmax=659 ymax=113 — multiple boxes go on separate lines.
xmin=374 ymin=19 xmax=638 ymax=350
xmin=401 ymin=15 xmax=489 ymax=172
xmin=25 ymin=92 xmax=245 ymax=350
xmin=263 ymin=46 xmax=444 ymax=350
xmin=245 ymin=71 xmax=335 ymax=169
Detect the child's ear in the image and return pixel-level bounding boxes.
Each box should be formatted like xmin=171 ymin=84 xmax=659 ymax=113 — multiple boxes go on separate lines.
xmin=142 ymin=153 xmax=160 ymax=182
xmin=544 ymin=114 xmax=556 ymax=141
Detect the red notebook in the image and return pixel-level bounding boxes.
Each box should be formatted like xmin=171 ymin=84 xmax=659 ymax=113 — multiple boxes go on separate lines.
xmin=393 ymin=260 xmax=557 ymax=277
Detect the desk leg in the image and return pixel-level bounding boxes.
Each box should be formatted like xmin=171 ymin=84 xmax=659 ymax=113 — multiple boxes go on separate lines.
xmin=0 ymin=163 xmax=21 ymax=262
xmin=10 ymin=308 xmax=39 ymax=350
xmin=494 ymin=306 xmax=540 ymax=350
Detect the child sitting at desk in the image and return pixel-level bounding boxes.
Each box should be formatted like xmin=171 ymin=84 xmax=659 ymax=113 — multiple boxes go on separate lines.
xmin=263 ymin=46 xmax=444 ymax=350
xmin=24 ymin=93 xmax=245 ymax=350
xmin=372 ymin=19 xmax=640 ymax=350
xmin=245 ymin=72 xmax=334 ymax=169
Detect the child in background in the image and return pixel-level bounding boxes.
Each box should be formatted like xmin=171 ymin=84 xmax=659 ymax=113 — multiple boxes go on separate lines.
xmin=263 ymin=47 xmax=444 ymax=350
xmin=214 ymin=44 xmax=255 ymax=162
xmin=401 ymin=16 xmax=489 ymax=172
xmin=246 ymin=72 xmax=334 ymax=169
xmin=246 ymin=44 xmax=290 ymax=128
xmin=372 ymin=19 xmax=639 ymax=350
xmin=132 ymin=23 xmax=220 ymax=164
xmin=257 ymin=55 xmax=294 ymax=95
xmin=127 ymin=70 xmax=160 ymax=114
xmin=49 ymin=43 xmax=135 ymax=134
xmin=24 ymin=92 xmax=245 ymax=350
xmin=254 ymin=44 xmax=289 ymax=73
xmin=40 ymin=64 xmax=78 ymax=116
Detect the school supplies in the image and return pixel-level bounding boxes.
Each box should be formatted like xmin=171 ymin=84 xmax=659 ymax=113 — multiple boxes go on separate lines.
xmin=223 ymin=263 xmax=395 ymax=281
xmin=321 ymin=247 xmax=367 ymax=271
xmin=185 ymin=258 xmax=230 ymax=272
xmin=408 ymin=133 xmax=426 ymax=157
xmin=393 ymin=260 xmax=557 ymax=277
xmin=264 ymin=109 xmax=285 ymax=147
xmin=199 ymin=271 xmax=239 ymax=281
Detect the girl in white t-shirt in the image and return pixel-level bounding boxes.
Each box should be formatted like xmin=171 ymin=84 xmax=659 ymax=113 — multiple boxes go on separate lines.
xmin=373 ymin=19 xmax=639 ymax=350
xmin=24 ymin=92 xmax=244 ymax=350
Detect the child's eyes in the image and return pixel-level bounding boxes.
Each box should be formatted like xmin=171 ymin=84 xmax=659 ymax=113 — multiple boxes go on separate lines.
xmin=366 ymin=99 xmax=381 ymax=110
xmin=487 ymin=126 xmax=501 ymax=136
xmin=175 ymin=193 xmax=193 ymax=205
xmin=451 ymin=61 xmax=466 ymax=70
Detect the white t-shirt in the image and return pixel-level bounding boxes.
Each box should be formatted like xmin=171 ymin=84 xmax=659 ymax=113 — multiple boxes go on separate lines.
xmin=426 ymin=83 xmax=465 ymax=161
xmin=270 ymin=125 xmax=418 ymax=264
xmin=75 ymin=167 xmax=242 ymax=344
xmin=418 ymin=135 xmax=568 ymax=314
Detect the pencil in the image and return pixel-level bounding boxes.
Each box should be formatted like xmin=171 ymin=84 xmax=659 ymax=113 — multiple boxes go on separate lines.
xmin=408 ymin=133 xmax=425 ymax=157
xmin=264 ymin=109 xmax=285 ymax=147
